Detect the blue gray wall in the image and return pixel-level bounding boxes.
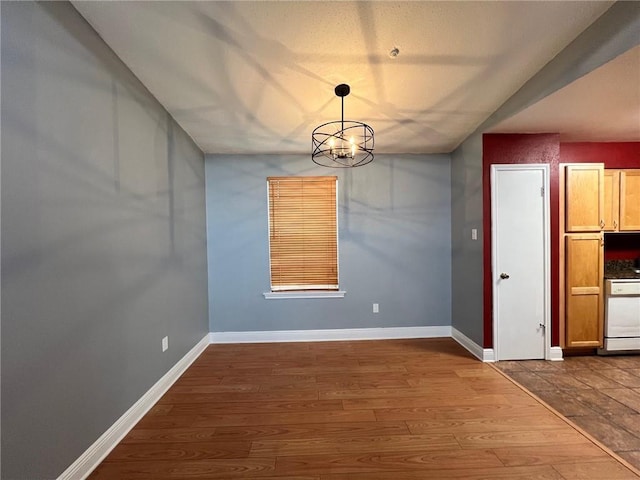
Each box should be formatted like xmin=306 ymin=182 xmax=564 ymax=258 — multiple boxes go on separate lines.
xmin=450 ymin=134 xmax=484 ymax=345
xmin=1 ymin=3 xmax=208 ymax=479
xmin=206 ymin=154 xmax=451 ymax=332
xmin=450 ymin=1 xmax=640 ymax=346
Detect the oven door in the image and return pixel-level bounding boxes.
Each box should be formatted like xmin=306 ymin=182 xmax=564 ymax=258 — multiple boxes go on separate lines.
xmin=605 ymin=295 xmax=640 ymax=337
xmin=604 ymin=282 xmax=640 ymax=352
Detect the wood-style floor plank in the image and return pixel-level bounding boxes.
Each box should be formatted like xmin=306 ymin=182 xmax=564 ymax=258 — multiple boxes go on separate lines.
xmin=342 ymin=392 xmax=539 ymax=410
xmin=552 ymin=460 xmax=640 ymax=479
xmin=319 ymin=385 xmax=478 ymax=400
xmin=89 ymin=458 xmax=276 ymax=479
xmin=212 ymin=421 xmax=410 ymax=441
xmin=320 ymin=465 xmax=565 ymax=480
xmin=167 ymin=384 xmax=260 ymax=394
xmin=250 ymin=433 xmax=459 ymax=456
xmin=171 ymin=375 xmax=223 ymax=386
xmin=492 ymin=443 xmax=611 ymax=467
xmin=271 ymin=364 xmax=409 ymax=375
xmin=104 ymin=440 xmax=251 ymax=461
xmin=453 ymin=428 xmax=590 ymax=449
xmin=88 ymin=339 xmax=640 ymax=479
xmin=158 ymin=389 xmax=320 ymax=404
xmin=405 ymin=414 xmax=568 ymax=434
xmin=133 ymin=409 xmax=378 ymax=430
xmin=221 ymin=374 xmax=317 ymax=386
xmin=167 ymin=399 xmax=343 ymax=416
xmin=373 ymin=403 xmax=550 ymax=421
xmin=274 ymin=449 xmax=505 ymax=475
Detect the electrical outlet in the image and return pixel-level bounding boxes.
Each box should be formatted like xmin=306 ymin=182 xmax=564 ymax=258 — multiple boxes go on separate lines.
xmin=162 ymin=336 xmax=169 ymax=352
xmin=471 ymin=228 xmax=478 ymax=240
xmin=373 ymin=303 xmax=379 ymax=313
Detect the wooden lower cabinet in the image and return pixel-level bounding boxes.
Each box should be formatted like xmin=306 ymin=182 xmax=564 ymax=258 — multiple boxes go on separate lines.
xmin=565 ymin=233 xmax=604 ymax=348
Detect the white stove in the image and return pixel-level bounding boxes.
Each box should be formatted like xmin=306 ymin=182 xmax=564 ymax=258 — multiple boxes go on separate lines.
xmin=600 ymin=279 xmax=640 ymax=353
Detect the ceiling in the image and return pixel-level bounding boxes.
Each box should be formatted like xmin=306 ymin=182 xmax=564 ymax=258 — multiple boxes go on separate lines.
xmin=71 ymin=1 xmax=637 ymax=155
xmin=489 ymin=44 xmax=640 ymax=142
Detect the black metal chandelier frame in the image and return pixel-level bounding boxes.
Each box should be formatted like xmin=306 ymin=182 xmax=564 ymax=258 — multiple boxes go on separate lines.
xmin=311 ymin=84 xmax=374 ymax=168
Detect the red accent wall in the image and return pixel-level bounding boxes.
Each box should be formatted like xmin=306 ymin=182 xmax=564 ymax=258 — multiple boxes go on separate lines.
xmin=482 ymin=138 xmax=639 ymax=349
xmin=605 ymin=234 xmax=640 ymax=260
xmin=560 ymin=142 xmax=640 ymax=167
xmin=482 ymin=134 xmax=560 ymax=348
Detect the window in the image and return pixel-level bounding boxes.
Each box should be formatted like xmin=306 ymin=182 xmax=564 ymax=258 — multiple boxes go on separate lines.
xmin=267 ymin=176 xmax=338 ymax=292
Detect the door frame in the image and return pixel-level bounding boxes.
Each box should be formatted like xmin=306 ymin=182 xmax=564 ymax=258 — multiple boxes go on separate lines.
xmin=491 ymin=164 xmax=552 ymax=360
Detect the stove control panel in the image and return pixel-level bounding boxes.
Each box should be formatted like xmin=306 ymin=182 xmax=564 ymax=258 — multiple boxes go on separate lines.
xmin=607 ymin=280 xmax=640 ymax=296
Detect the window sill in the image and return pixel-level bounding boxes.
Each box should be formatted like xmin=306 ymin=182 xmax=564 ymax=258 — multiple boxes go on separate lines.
xmin=263 ymin=291 xmax=346 ymax=300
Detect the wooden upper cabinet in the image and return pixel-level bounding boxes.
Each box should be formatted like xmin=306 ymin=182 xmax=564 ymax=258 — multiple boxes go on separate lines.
xmin=565 ymin=233 xmax=604 ymax=348
xmin=620 ymin=169 xmax=640 ymax=231
xmin=603 ymin=170 xmax=620 ymax=231
xmin=565 ymin=164 xmax=604 ymax=232
xmin=602 ymin=169 xmax=640 ymax=232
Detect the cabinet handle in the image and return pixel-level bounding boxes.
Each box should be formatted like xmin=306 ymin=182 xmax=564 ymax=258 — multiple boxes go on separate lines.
xmin=614 ymin=220 xmax=617 ymax=229
xmin=600 ymin=219 xmax=605 ymax=229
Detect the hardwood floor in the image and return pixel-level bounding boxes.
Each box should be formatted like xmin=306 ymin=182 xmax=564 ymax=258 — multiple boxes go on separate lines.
xmin=89 ymin=339 xmax=640 ymax=479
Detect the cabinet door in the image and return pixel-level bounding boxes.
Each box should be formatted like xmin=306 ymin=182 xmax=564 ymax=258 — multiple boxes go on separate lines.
xmin=602 ymin=170 xmax=620 ymax=231
xmin=620 ymin=170 xmax=640 ymax=231
xmin=565 ymin=234 xmax=604 ymax=348
xmin=565 ymin=165 xmax=604 ymax=232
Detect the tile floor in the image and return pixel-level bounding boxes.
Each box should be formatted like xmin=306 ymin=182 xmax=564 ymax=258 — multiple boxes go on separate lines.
xmin=495 ymin=354 xmax=640 ymax=471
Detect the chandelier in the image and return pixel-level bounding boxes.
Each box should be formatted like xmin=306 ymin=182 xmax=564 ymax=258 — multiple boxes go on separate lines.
xmin=311 ymin=84 xmax=374 ymax=167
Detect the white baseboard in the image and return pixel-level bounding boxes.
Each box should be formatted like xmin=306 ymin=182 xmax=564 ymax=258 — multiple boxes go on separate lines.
xmin=549 ymin=346 xmax=564 ymax=361
xmin=451 ymin=327 xmax=495 ymax=362
xmin=57 ymin=334 xmax=210 ymax=480
xmin=451 ymin=328 xmax=563 ymax=363
xmin=482 ymin=348 xmax=496 ymax=362
xmin=209 ymin=326 xmax=452 ymax=344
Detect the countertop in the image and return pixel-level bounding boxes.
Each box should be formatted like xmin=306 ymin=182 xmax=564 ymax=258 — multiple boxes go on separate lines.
xmin=605 ymin=259 xmax=640 ymax=280
xmin=606 ymin=271 xmax=640 ymax=280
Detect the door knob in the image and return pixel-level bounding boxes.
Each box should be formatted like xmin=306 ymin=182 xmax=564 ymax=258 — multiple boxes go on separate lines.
xmin=500 ymin=273 xmax=510 ymax=279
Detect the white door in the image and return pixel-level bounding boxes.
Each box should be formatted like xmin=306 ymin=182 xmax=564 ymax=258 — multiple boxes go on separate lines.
xmin=491 ymin=165 xmax=550 ymax=360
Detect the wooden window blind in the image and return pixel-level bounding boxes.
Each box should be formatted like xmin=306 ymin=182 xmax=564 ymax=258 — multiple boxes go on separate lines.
xmin=267 ymin=176 xmax=338 ymax=291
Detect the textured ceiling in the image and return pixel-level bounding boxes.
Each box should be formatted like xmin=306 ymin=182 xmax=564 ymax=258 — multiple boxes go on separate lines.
xmin=72 ymin=1 xmax=630 ymax=155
